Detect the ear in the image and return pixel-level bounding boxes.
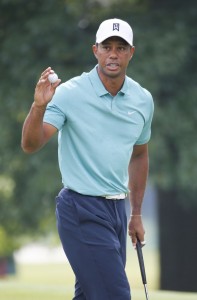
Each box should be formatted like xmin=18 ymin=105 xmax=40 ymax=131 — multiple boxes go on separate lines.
xmin=92 ymin=44 xmax=98 ymax=59
xmin=129 ymin=46 xmax=135 ymax=60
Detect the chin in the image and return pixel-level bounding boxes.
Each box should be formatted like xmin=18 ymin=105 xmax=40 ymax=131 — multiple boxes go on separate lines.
xmin=103 ymin=68 xmax=120 ymax=77
xmin=107 ymin=71 xmax=122 ymax=78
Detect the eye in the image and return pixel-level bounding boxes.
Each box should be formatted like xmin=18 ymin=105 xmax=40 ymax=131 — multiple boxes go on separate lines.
xmin=118 ymin=46 xmax=127 ymax=52
xmin=102 ymin=45 xmax=110 ymax=51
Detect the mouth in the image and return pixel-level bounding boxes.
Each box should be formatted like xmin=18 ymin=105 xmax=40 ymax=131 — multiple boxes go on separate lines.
xmin=106 ymin=63 xmax=120 ymax=70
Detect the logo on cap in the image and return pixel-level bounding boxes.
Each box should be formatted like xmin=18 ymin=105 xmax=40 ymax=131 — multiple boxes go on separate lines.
xmin=113 ymin=23 xmax=120 ymax=31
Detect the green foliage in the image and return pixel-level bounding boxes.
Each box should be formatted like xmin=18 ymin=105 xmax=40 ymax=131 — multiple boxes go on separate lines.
xmin=0 ymin=226 xmax=19 ymax=256
xmin=0 ymin=0 xmax=197 ymax=255
xmin=143 ymin=4 xmax=197 ymax=193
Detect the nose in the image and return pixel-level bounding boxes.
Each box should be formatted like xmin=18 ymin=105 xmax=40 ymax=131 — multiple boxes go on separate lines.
xmin=109 ymin=47 xmax=118 ymax=59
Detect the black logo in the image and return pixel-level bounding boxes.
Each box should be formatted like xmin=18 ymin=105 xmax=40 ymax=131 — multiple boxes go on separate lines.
xmin=113 ymin=23 xmax=120 ymax=31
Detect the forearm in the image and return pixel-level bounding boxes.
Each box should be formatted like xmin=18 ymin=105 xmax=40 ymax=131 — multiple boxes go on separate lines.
xmin=128 ymin=146 xmax=149 ymax=215
xmin=21 ymin=102 xmax=46 ymax=153
xmin=21 ymin=67 xmax=60 ymax=153
xmin=128 ymin=144 xmax=149 ymax=245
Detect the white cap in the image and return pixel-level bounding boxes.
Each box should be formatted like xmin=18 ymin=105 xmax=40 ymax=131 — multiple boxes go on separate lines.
xmin=96 ymin=18 xmax=133 ymax=46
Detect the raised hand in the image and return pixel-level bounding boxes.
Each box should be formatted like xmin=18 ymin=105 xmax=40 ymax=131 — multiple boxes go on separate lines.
xmin=34 ymin=67 xmax=61 ymax=108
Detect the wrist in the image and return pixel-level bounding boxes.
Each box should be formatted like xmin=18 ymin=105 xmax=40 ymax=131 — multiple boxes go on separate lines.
xmin=32 ymin=101 xmax=47 ymax=111
xmin=130 ymin=214 xmax=142 ymax=217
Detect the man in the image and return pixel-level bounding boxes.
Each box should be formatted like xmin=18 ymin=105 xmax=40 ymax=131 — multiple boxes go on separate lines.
xmin=22 ymin=18 xmax=154 ymax=300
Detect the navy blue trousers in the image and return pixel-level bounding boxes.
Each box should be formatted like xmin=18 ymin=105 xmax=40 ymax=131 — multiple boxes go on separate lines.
xmin=56 ymin=188 xmax=131 ymax=300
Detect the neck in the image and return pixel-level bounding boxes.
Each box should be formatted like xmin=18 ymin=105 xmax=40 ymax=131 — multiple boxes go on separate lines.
xmin=97 ymin=67 xmax=125 ymax=96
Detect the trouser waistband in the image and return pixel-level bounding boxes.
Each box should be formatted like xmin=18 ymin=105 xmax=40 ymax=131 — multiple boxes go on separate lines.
xmin=65 ymin=188 xmax=127 ymax=200
xmin=102 ymin=193 xmax=127 ymax=200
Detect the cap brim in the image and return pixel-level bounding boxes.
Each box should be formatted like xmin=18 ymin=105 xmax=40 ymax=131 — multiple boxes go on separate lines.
xmin=96 ymin=33 xmax=133 ymax=46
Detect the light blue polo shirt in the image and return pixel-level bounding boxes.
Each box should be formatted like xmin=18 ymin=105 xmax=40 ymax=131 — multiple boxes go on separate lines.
xmin=43 ymin=66 xmax=154 ymax=196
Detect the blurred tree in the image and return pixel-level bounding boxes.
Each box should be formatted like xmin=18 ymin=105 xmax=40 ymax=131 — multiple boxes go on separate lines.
xmin=0 ymin=0 xmax=99 ymax=241
xmin=0 ymin=0 xmax=116 ymax=245
xmin=148 ymin=2 xmax=197 ymax=292
xmin=0 ymin=0 xmax=197 ymax=291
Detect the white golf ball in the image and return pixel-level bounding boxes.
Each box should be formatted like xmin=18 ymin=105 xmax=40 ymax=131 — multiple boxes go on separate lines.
xmin=48 ymin=73 xmax=58 ymax=83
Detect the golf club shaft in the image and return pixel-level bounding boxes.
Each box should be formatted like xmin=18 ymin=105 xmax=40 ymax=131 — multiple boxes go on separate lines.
xmin=136 ymin=239 xmax=149 ymax=300
xmin=144 ymin=284 xmax=149 ymax=300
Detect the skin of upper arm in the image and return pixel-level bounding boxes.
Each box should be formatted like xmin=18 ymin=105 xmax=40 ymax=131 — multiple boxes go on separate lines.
xmin=43 ymin=122 xmax=58 ymax=145
xmin=131 ymin=143 xmax=148 ymax=160
xmin=128 ymin=143 xmax=149 ymax=184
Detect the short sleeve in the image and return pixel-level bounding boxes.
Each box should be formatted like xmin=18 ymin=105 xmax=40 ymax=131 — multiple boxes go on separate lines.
xmin=135 ymin=93 xmax=154 ymax=145
xmin=43 ymin=85 xmax=67 ymax=130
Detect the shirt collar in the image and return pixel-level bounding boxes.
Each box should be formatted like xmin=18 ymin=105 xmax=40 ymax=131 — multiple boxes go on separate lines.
xmin=88 ymin=65 xmax=129 ymax=97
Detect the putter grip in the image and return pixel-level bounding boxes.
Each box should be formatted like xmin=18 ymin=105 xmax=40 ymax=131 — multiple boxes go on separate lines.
xmin=136 ymin=239 xmax=147 ymax=284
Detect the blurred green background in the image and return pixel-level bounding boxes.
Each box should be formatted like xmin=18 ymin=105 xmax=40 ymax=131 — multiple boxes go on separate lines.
xmin=0 ymin=0 xmax=197 ymax=298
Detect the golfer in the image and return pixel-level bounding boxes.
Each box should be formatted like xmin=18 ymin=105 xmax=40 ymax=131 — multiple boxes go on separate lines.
xmin=22 ymin=18 xmax=154 ymax=300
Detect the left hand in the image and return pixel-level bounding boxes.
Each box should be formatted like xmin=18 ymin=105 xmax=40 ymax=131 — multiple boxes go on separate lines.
xmin=128 ymin=215 xmax=145 ymax=248
xmin=34 ymin=67 xmax=61 ymax=109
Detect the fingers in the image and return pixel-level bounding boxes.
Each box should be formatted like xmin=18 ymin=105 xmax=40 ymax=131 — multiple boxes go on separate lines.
xmin=131 ymin=236 xmax=146 ymax=248
xmin=34 ymin=67 xmax=61 ymax=107
xmin=128 ymin=216 xmax=146 ymax=249
xmin=131 ymin=237 xmax=146 ymax=249
xmin=38 ymin=67 xmax=60 ymax=85
xmin=39 ymin=67 xmax=52 ymax=83
xmin=41 ymin=67 xmax=51 ymax=76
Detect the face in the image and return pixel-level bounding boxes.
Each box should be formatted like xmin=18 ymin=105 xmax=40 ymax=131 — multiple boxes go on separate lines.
xmin=92 ymin=37 xmax=135 ymax=80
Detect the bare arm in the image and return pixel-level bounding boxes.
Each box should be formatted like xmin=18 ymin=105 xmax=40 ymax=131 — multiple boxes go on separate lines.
xmin=128 ymin=143 xmax=149 ymax=247
xmin=21 ymin=67 xmax=61 ymax=153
